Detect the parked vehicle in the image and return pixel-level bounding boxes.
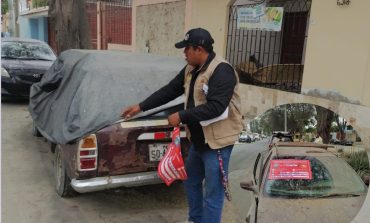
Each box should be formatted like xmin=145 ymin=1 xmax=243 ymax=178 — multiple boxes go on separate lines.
xmin=29 ymin=50 xmax=190 ymax=197
xmin=239 ymin=131 xmax=252 ymax=143
xmin=252 ymin=133 xmax=261 ymax=141
xmin=1 ymin=38 xmax=56 ymax=98
xmin=329 ymin=130 xmax=355 ymax=146
xmin=269 ymin=131 xmax=294 ymax=145
xmin=52 ymin=106 xmax=190 ymax=197
xmin=240 ymin=142 xmax=367 ymax=223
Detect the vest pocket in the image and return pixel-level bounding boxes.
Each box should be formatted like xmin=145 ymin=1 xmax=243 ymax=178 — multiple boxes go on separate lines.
xmin=210 ymin=120 xmax=240 ymax=139
xmin=208 ymin=105 xmax=242 ymax=140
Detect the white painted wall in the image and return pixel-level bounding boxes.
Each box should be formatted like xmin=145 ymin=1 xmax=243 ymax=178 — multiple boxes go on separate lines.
xmin=302 ymin=0 xmax=370 ymax=106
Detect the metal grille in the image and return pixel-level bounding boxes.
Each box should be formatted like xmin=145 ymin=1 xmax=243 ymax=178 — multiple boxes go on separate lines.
xmin=86 ymin=1 xmax=98 ymax=49
xmin=101 ymin=0 xmax=132 ymax=48
xmin=86 ymin=0 xmax=132 ymax=49
xmin=226 ymin=0 xmax=311 ymax=93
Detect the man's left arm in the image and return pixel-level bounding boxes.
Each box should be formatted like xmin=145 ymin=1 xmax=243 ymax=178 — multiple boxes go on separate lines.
xmin=178 ymin=63 xmax=237 ymax=124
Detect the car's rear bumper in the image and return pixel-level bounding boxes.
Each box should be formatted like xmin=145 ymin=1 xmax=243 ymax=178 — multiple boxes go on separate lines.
xmin=71 ymin=171 xmax=163 ymax=193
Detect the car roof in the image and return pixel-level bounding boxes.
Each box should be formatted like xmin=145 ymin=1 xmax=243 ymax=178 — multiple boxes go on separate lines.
xmin=273 ymin=142 xmax=334 ymax=148
xmin=1 ymin=37 xmax=46 ymax=44
xmin=270 ymin=142 xmax=336 ymax=157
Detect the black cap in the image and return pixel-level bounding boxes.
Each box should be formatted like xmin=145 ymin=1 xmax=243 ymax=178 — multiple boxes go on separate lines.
xmin=175 ymin=28 xmax=214 ymax=49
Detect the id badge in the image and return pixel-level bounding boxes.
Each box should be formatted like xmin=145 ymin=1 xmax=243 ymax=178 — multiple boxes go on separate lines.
xmin=202 ymin=84 xmax=209 ymax=95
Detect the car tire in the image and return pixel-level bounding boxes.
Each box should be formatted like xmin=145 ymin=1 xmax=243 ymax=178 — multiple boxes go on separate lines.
xmin=54 ymin=145 xmax=76 ymax=197
xmin=32 ymin=122 xmax=42 ymax=137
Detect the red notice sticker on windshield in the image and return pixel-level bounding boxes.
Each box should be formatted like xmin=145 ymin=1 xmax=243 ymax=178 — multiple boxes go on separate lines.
xmin=268 ymin=159 xmax=312 ymax=180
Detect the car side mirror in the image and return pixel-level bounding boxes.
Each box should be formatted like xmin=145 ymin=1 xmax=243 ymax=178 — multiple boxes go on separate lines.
xmin=240 ymin=180 xmax=258 ymax=194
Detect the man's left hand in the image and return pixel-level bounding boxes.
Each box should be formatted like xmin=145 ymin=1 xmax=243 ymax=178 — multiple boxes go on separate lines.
xmin=168 ymin=112 xmax=181 ymax=126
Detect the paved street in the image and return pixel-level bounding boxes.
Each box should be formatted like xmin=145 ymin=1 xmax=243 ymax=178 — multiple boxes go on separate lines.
xmin=2 ymin=101 xmax=267 ymax=223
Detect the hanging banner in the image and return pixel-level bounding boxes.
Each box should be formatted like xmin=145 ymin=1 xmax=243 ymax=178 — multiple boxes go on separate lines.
xmin=237 ymin=6 xmax=284 ymax=31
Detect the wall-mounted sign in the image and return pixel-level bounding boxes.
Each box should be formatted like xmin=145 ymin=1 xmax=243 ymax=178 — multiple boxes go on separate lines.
xmin=268 ymin=159 xmax=312 ymax=180
xmin=237 ymin=6 xmax=284 ymax=32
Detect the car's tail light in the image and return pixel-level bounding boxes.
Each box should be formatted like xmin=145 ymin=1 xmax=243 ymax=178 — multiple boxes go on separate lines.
xmin=78 ymin=134 xmax=98 ymax=171
xmin=138 ymin=131 xmax=186 ymax=141
xmin=154 ymin=132 xmax=167 ymax=140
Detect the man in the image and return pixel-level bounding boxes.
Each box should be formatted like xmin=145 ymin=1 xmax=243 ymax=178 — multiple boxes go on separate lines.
xmin=314 ymin=133 xmax=323 ymax=144
xmin=121 ymin=28 xmax=243 ymax=223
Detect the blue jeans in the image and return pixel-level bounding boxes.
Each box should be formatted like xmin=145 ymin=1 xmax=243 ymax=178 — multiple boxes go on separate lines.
xmin=183 ymin=144 xmax=233 ymax=223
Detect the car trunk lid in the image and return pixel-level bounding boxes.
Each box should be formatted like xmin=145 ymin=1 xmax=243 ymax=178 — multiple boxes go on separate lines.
xmin=95 ymin=114 xmax=189 ymax=177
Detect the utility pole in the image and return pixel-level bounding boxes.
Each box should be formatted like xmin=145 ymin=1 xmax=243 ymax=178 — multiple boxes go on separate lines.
xmin=7 ymin=0 xmax=19 ymax=37
xmin=14 ymin=0 xmax=19 ymax=36
xmin=7 ymin=0 xmax=15 ymax=36
xmin=284 ymin=104 xmax=287 ymax=132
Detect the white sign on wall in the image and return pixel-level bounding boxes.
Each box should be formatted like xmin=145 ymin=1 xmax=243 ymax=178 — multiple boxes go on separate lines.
xmin=237 ymin=6 xmax=284 ymax=32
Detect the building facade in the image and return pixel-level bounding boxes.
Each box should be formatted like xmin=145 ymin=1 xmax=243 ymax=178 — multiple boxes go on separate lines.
xmin=18 ymin=0 xmax=49 ymax=42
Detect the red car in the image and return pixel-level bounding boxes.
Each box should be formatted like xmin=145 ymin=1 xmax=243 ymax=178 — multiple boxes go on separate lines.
xmin=54 ymin=111 xmax=189 ymax=197
xmin=29 ymin=50 xmax=190 ymax=196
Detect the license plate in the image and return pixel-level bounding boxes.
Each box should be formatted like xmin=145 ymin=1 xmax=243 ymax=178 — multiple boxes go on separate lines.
xmin=149 ymin=143 xmax=169 ymax=161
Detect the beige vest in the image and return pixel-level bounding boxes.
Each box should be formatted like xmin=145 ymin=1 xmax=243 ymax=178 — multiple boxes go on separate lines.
xmin=184 ymin=56 xmax=244 ymax=149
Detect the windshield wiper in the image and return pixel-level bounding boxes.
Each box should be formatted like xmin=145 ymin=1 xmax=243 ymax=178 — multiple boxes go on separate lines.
xmin=316 ymin=193 xmax=362 ymax=198
xmin=1 ymin=56 xmax=22 ymax=60
xmin=31 ymin=58 xmax=54 ymax=61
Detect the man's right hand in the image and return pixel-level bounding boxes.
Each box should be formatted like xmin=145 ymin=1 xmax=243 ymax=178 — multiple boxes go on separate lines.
xmin=121 ymin=104 xmax=141 ymax=119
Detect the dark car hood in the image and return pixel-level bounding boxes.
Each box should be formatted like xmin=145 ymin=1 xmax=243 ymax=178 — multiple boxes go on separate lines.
xmin=256 ymin=195 xmax=366 ymax=223
xmin=2 ymin=58 xmax=54 ymax=71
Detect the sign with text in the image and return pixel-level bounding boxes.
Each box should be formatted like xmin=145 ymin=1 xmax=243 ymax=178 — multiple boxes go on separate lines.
xmin=237 ymin=6 xmax=284 ymax=31
xmin=268 ymin=159 xmax=312 ymax=180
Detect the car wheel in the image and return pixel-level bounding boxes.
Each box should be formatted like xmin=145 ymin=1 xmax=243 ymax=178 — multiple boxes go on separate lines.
xmin=55 ymin=145 xmax=76 ymax=197
xmin=32 ymin=122 xmax=42 ymax=137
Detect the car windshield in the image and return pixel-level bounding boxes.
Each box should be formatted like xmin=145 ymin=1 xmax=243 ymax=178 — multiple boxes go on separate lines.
xmin=1 ymin=41 xmax=56 ymax=61
xmin=240 ymin=132 xmax=248 ymax=137
xmin=264 ymin=156 xmax=367 ymax=198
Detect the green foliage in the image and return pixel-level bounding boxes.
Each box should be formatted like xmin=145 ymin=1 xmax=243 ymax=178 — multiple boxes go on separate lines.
xmin=343 ymin=150 xmax=370 ymax=178
xmin=250 ymin=118 xmax=262 ymax=133
xmin=33 ymin=0 xmax=49 ymax=8
xmin=330 ymin=124 xmax=339 ymax=132
xmin=2 ymin=0 xmax=9 ymax=14
xmin=256 ymin=103 xmax=316 ymax=134
xmin=305 ymin=126 xmax=316 ymax=133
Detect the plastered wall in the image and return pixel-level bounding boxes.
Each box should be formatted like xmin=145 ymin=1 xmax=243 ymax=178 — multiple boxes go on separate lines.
xmin=187 ymin=0 xmax=231 ymax=56
xmin=302 ymin=0 xmax=370 ymax=107
xmin=135 ymin=1 xmax=186 ymax=57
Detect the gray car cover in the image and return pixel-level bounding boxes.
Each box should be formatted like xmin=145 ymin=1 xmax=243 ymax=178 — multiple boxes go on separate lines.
xmin=29 ymin=50 xmax=186 ymax=144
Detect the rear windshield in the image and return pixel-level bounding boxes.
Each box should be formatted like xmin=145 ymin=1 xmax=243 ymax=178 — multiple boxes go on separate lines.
xmin=264 ymin=156 xmax=367 ymax=198
xmin=1 ymin=41 xmax=56 ymax=61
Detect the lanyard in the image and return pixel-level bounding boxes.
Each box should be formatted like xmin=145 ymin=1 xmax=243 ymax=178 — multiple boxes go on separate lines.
xmin=217 ymin=149 xmax=232 ymax=201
